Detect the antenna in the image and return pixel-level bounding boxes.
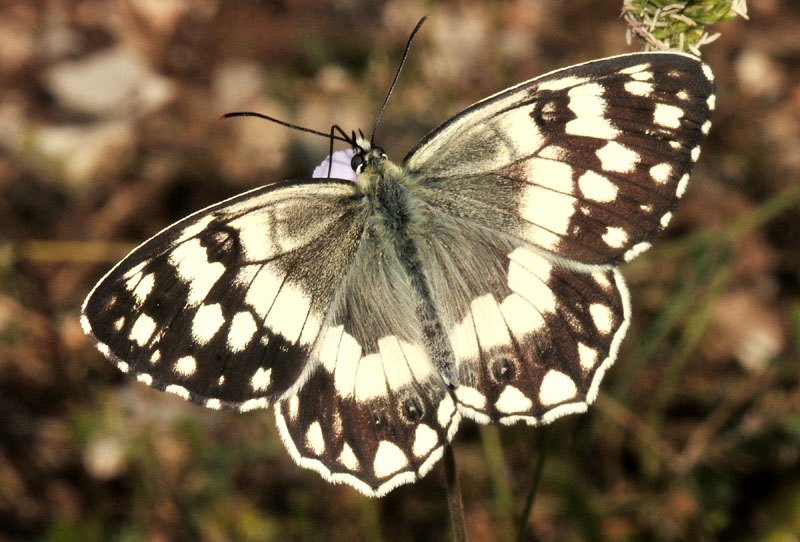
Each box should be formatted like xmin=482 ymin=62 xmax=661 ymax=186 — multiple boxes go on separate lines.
xmin=221 ymin=112 xmax=353 ymax=145
xmin=370 ymin=16 xmax=427 ymax=144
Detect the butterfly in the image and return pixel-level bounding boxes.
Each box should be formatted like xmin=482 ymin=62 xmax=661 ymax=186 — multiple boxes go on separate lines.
xmin=82 ymin=45 xmax=714 ymax=496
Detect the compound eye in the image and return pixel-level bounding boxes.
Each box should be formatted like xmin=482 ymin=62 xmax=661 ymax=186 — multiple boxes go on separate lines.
xmin=350 ymin=153 xmax=365 ymax=173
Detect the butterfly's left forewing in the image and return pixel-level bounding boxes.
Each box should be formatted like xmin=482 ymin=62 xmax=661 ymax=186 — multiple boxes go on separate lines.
xmin=82 ymin=180 xmax=363 ymax=410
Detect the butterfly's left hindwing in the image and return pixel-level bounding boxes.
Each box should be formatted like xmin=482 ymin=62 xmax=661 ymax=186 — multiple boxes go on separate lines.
xmin=82 ymin=181 xmax=363 ymax=410
xmin=274 ymin=216 xmax=459 ymax=496
xmin=406 ymin=52 xmax=715 ymax=266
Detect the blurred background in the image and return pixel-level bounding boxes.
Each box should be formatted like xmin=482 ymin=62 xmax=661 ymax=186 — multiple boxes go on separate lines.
xmin=1 ymin=1 xmax=798 ymax=541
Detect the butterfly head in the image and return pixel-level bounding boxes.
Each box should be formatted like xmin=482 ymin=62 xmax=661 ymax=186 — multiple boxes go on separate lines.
xmin=350 ymin=135 xmax=388 ymax=175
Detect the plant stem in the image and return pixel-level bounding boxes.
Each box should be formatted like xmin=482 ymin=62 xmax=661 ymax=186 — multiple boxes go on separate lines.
xmin=516 ymin=425 xmax=555 ymax=542
xmin=443 ymin=444 xmax=468 ymax=542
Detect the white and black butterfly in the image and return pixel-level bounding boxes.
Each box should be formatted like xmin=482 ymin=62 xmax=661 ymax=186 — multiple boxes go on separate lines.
xmin=82 ymin=37 xmax=714 ymax=496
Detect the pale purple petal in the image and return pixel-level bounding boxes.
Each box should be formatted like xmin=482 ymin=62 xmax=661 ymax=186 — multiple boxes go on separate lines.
xmin=312 ymin=149 xmax=356 ymax=181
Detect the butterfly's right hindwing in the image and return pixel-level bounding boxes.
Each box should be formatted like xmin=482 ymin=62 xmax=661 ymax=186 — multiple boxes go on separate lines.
xmin=81 ymin=181 xmax=363 ymax=410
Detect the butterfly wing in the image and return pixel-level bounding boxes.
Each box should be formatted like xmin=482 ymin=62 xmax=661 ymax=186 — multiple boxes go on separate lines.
xmin=413 ymin=209 xmax=629 ymax=424
xmin=274 ymin=226 xmax=459 ymax=496
xmin=404 ymin=52 xmax=715 ymax=266
xmin=83 ymin=178 xmax=459 ymax=496
xmin=81 ymin=180 xmax=364 ymax=410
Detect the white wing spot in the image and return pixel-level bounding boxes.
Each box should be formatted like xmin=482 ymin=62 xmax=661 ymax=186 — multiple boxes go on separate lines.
xmin=691 ymin=146 xmax=702 ymax=162
xmin=298 ymin=311 xmax=322 ymax=347
xmin=114 ymin=317 xmax=125 ymax=331
xmin=129 ymin=273 xmax=155 ymax=304
xmin=500 ymin=293 xmax=545 ymax=339
xmin=577 ymin=343 xmax=599 ymax=371
xmin=624 ymin=80 xmax=653 ymax=97
xmin=471 ymin=294 xmax=512 ymax=350
xmin=676 ymin=90 xmax=690 ymax=101
xmin=305 ymin=421 xmax=325 ymax=455
xmin=624 ymin=241 xmax=652 ymax=262
xmin=355 ymin=353 xmax=388 ymax=402
xmin=676 ymin=173 xmax=690 ymax=197
xmin=701 ymin=120 xmax=712 ymax=135
xmin=218 ymin=375 xmax=225 ymax=386
xmin=165 ymin=384 xmax=190 ymax=400
xmin=170 ymin=238 xmax=225 ymax=305
xmin=455 ymin=386 xmax=487 ymax=410
xmin=707 ymin=94 xmax=716 ymax=111
xmin=130 ymin=314 xmax=156 ymax=347
xmin=339 ymin=442 xmax=359 ymax=470
xmin=192 ymin=303 xmax=224 ymax=345
xmin=178 ymin=215 xmax=214 ymax=242
xmin=539 ymin=370 xmax=578 ymax=406
xmin=594 ymin=273 xmax=611 ymax=289
xmin=239 ymin=397 xmax=269 ymax=412
xmin=264 ymin=281 xmax=311 ymax=343
xmin=660 ymin=212 xmax=673 ymax=228
xmin=578 ymin=170 xmax=617 ymax=202
xmin=565 ymin=84 xmax=619 ymax=139
xmin=495 ymin=385 xmax=533 ymax=414
xmin=378 ymin=336 xmax=416 ymax=389
xmin=122 ymin=261 xmax=147 ymax=280
xmin=116 ymin=361 xmax=129 ymax=373
xmin=507 ymin=249 xmax=557 ymax=315
xmin=602 ymin=226 xmax=628 ymax=248
xmin=620 ymin=63 xmax=652 ymax=76
xmin=449 ymin=313 xmax=480 ymax=364
xmin=174 ymin=355 xmax=197 ymax=376
xmin=333 ymin=330 xmax=362 ymax=397
xmin=537 ymin=74 xmax=589 ymax=91
xmin=228 ymin=311 xmax=257 ymax=353
xmin=398 ymin=339 xmax=434 ymax=382
xmin=250 ymin=367 xmax=272 ymax=392
xmin=496 ymin=110 xmax=544 ymax=159
xmin=520 ymin=165 xmax=576 ymax=237
xmin=589 ymin=303 xmax=614 ymax=335
xmin=702 ymin=63 xmax=714 ymax=82
xmin=245 ymin=265 xmax=284 ymax=320
xmin=136 ymin=373 xmax=153 ymax=385
xmin=412 ymin=424 xmax=439 ymax=458
xmin=288 ymin=395 xmax=299 ymax=420
xmin=373 ymin=441 xmax=408 ymax=478
xmin=205 ymin=399 xmax=221 ymax=410
xmin=437 ymin=394 xmax=456 ymax=427
xmin=649 ymin=163 xmax=673 ymax=184
xmin=150 ymin=350 xmax=161 ymax=364
xmin=596 ymin=141 xmax=639 ymax=173
xmin=653 ymin=103 xmax=684 ymax=129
